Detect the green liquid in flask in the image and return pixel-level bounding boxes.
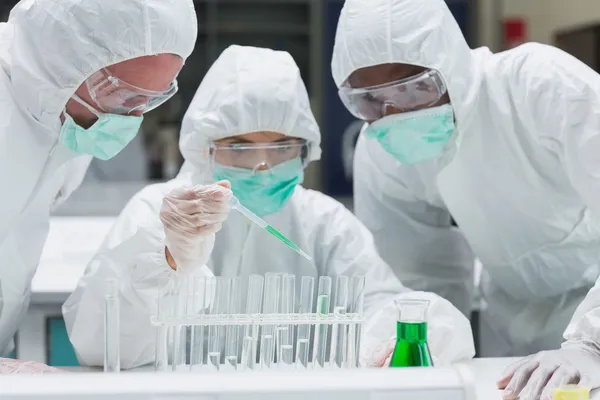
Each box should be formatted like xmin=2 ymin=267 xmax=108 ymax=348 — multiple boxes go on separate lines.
xmin=389 ymin=321 xmax=433 ymax=367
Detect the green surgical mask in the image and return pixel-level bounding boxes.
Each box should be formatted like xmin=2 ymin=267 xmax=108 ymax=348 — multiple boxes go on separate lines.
xmin=365 ymin=104 xmax=455 ymax=164
xmin=59 ymin=95 xmax=143 ymax=160
xmin=212 ymin=157 xmax=304 ymax=217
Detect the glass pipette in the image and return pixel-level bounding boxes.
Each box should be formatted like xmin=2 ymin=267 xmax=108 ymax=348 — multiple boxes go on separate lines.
xmin=230 ymin=196 xmax=312 ymax=261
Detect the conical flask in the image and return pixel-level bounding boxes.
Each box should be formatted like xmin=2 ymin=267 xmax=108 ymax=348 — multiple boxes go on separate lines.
xmin=389 ymin=298 xmax=433 ymax=367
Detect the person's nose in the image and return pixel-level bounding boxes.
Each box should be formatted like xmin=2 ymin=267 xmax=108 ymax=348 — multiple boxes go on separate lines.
xmin=382 ymin=102 xmax=403 ymax=117
xmin=253 ymin=162 xmax=271 ymax=172
xmin=128 ymin=109 xmax=145 ymax=117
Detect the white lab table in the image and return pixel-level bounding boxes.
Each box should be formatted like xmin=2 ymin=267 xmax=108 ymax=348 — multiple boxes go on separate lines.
xmin=31 ymin=216 xmax=116 ymax=303
xmin=39 ymin=358 xmax=600 ymax=399
xmin=16 ymin=216 xmax=116 ymax=362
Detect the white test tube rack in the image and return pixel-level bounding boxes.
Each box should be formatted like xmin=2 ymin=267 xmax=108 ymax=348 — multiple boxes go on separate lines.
xmin=150 ymin=274 xmax=366 ymax=373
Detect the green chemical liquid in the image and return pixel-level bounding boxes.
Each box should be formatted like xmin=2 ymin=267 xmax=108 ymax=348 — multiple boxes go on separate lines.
xmin=265 ymin=225 xmax=312 ymax=261
xmin=389 ymin=321 xmax=433 ymax=368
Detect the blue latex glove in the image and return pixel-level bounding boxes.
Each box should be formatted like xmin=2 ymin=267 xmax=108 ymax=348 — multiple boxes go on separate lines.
xmin=497 ymin=342 xmax=600 ymax=400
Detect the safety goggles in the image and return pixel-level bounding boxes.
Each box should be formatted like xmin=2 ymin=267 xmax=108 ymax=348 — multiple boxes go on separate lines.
xmin=338 ymin=69 xmax=447 ymax=121
xmin=209 ymin=139 xmax=310 ymax=170
xmin=85 ymin=68 xmax=178 ymax=115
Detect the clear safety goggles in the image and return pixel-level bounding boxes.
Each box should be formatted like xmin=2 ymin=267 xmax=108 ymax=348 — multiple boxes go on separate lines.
xmin=85 ymin=68 xmax=178 ymax=115
xmin=338 ymin=69 xmax=447 ymax=121
xmin=209 ymin=139 xmax=310 ymax=171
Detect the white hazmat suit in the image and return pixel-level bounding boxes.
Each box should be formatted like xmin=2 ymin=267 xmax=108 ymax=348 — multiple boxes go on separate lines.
xmin=332 ymin=0 xmax=600 ymax=360
xmin=0 ymin=0 xmax=197 ymax=355
xmin=64 ymin=45 xmax=475 ymax=369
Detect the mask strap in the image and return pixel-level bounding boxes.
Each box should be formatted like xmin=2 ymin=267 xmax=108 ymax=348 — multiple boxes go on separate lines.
xmin=71 ymin=94 xmax=101 ymax=117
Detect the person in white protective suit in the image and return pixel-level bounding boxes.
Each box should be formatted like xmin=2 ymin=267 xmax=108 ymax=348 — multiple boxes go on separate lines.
xmin=0 ymin=0 xmax=197 ymax=373
xmin=63 ymin=45 xmax=475 ymax=370
xmin=331 ymin=0 xmax=600 ymax=397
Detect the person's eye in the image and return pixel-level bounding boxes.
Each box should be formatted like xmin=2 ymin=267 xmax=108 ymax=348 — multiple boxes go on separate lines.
xmin=364 ymin=93 xmax=380 ymax=103
xmin=416 ymin=81 xmax=436 ymax=92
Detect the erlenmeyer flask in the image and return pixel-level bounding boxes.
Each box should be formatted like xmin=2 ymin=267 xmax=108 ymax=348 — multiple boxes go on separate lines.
xmin=389 ymin=298 xmax=433 ymax=367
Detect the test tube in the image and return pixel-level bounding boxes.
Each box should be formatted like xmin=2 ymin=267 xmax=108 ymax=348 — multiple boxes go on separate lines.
xmin=295 ymin=276 xmax=314 ymax=368
xmin=241 ymin=275 xmax=263 ymax=370
xmin=171 ymin=277 xmax=188 ymax=371
xmin=260 ymin=273 xmax=280 ymax=369
xmin=277 ymin=274 xmax=295 ymax=368
xmin=154 ymin=278 xmax=171 ymax=371
xmin=225 ymin=277 xmax=241 ymax=370
xmin=330 ymin=276 xmax=349 ymax=368
xmin=346 ymin=276 xmax=366 ymax=368
xmin=104 ymin=279 xmax=120 ymax=373
xmin=208 ymin=277 xmax=230 ymax=371
xmin=312 ymin=276 xmax=332 ymax=369
xmin=189 ymin=277 xmax=207 ymax=371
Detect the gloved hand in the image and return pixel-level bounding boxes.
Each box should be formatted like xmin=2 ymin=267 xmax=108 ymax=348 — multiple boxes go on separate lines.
xmin=159 ymin=181 xmax=232 ymax=273
xmin=0 ymin=358 xmax=64 ymax=374
xmin=497 ymin=342 xmax=600 ymax=400
xmin=360 ymin=292 xmax=475 ymax=367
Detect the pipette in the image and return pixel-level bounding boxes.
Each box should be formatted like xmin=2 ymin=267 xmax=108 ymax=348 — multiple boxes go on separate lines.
xmin=230 ymin=196 xmax=312 ymax=261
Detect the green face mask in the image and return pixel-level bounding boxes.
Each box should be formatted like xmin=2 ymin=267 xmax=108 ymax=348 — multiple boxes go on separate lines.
xmin=365 ymin=104 xmax=455 ymax=164
xmin=212 ymin=157 xmax=304 ymax=217
xmin=59 ymin=95 xmax=143 ymax=160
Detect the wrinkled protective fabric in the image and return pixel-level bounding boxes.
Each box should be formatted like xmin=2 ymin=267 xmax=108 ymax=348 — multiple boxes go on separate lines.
xmin=365 ymin=104 xmax=455 ymax=164
xmin=60 ymin=96 xmax=143 ymax=160
xmin=179 ymin=45 xmax=321 ymax=179
xmin=63 ymin=45 xmax=474 ymax=369
xmin=212 ymin=158 xmax=304 ymax=217
xmin=333 ymin=0 xmax=600 ymax=356
xmin=499 ymin=342 xmax=600 ymax=399
xmin=160 ymin=182 xmax=232 ymax=273
xmin=0 ymin=358 xmax=64 ymax=375
xmin=0 ymin=0 xmax=196 ymax=354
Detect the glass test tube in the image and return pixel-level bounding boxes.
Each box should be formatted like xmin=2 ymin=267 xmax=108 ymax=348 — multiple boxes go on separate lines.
xmin=260 ymin=273 xmax=280 ymax=369
xmin=225 ymin=277 xmax=242 ymax=370
xmin=295 ymin=276 xmax=314 ymax=368
xmin=241 ymin=275 xmax=263 ymax=370
xmin=346 ymin=276 xmax=366 ymax=368
xmin=277 ymin=274 xmax=295 ymax=368
xmin=208 ymin=277 xmax=230 ymax=371
xmin=104 ymin=279 xmax=120 ymax=373
xmin=189 ymin=277 xmax=208 ymax=371
xmin=312 ymin=276 xmax=332 ymax=369
xmin=154 ymin=279 xmax=171 ymax=371
xmin=171 ymin=277 xmax=188 ymax=371
xmin=330 ymin=276 xmax=349 ymax=368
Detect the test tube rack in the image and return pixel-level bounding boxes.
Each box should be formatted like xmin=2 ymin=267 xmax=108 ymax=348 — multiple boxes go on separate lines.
xmin=150 ymin=274 xmax=366 ymax=373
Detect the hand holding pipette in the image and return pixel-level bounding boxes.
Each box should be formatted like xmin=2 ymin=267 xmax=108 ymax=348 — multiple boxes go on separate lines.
xmin=160 ymin=181 xmax=233 ymax=272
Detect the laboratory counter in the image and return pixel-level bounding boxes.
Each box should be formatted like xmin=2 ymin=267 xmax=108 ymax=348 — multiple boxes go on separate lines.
xmin=2 ymin=358 xmax=596 ymax=399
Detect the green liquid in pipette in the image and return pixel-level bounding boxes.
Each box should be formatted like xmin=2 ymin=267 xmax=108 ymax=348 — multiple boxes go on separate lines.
xmin=265 ymin=225 xmax=311 ymax=261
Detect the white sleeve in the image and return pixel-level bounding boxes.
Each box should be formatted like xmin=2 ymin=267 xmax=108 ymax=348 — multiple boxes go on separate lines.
xmin=353 ymin=133 xmax=475 ymax=315
xmin=313 ymin=194 xmax=475 ymax=365
xmin=63 ymin=185 xmax=210 ymax=369
xmin=512 ymin=44 xmax=600 ymax=346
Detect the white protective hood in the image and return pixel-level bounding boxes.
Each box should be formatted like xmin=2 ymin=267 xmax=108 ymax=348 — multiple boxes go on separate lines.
xmin=5 ymin=0 xmax=197 ymax=129
xmin=179 ymin=45 xmax=321 ymax=182
xmin=331 ymin=0 xmax=482 ymax=132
